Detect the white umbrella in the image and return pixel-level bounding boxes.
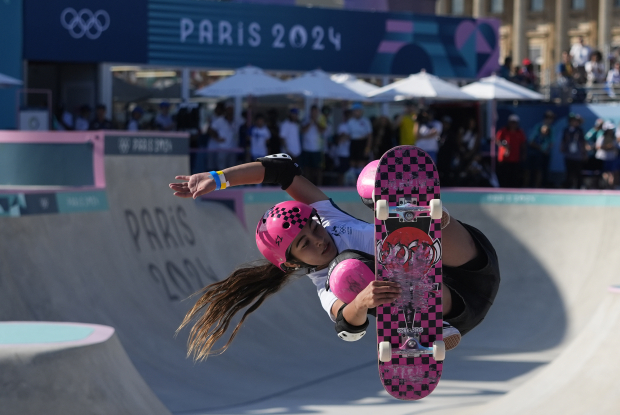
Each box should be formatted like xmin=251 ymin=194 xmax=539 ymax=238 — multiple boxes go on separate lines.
xmin=460 ymin=75 xmax=544 ymax=100
xmin=331 ymin=73 xmax=380 ymax=97
xmin=194 ymin=65 xmax=294 ymax=97
xmin=0 ymin=73 xmax=22 ymax=87
xmin=285 ymin=69 xmax=366 ymax=101
xmin=460 ymin=75 xmax=543 ymax=180
xmin=369 ymin=70 xmax=474 ymax=101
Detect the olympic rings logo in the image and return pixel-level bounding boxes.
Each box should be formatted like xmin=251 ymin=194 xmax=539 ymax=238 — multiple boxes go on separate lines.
xmin=60 ymin=8 xmax=110 ymax=40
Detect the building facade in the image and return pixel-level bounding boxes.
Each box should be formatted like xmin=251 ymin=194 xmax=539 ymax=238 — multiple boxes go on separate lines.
xmin=436 ymin=0 xmax=620 ymax=84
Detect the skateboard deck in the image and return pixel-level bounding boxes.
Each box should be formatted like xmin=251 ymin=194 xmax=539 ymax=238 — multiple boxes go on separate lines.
xmin=374 ymin=146 xmax=443 ymax=400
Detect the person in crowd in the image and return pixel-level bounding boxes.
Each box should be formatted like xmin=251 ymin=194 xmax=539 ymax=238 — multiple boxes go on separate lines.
xmin=74 ymin=105 xmax=91 ymax=131
xmin=372 ymin=115 xmax=394 ymax=160
xmin=495 ymin=114 xmax=527 ymax=188
xmin=560 ymin=113 xmax=587 ymax=189
xmin=524 ymin=111 xmax=555 ymax=188
xmin=416 ymin=108 xmax=442 ymax=163
xmin=595 ymin=121 xmax=619 ymax=189
xmin=127 ymin=106 xmax=144 ymax=131
xmin=249 ymin=113 xmax=271 ymax=161
xmin=206 ymin=102 xmax=226 ymax=169
xmin=89 ymin=104 xmax=114 ymax=130
xmin=237 ymin=110 xmax=250 ymax=164
xmin=520 ymin=58 xmax=538 ymax=90
xmin=211 ymin=105 xmax=237 ymax=170
xmin=499 ymin=56 xmax=512 ymax=80
xmin=457 ymin=118 xmax=481 ymax=174
xmin=301 ymin=105 xmax=326 ymax=185
xmin=557 ymin=50 xmax=575 ymax=86
xmin=395 ymin=101 xmax=417 ymax=146
xmin=53 ymin=103 xmax=74 ymax=131
xmin=279 ymin=108 xmax=302 ymax=163
xmin=336 ymin=109 xmax=353 ymax=186
xmin=570 ymin=36 xmax=592 ymax=84
xmin=437 ymin=116 xmax=458 ymax=185
xmin=346 ymin=103 xmax=373 ymax=174
xmin=585 ymin=51 xmax=606 ymax=86
xmin=266 ymin=108 xmax=281 ymax=155
xmin=584 ymin=118 xmax=605 ymax=174
xmin=154 ymin=102 xmax=175 ymax=131
xmin=606 ymin=61 xmax=620 ymax=97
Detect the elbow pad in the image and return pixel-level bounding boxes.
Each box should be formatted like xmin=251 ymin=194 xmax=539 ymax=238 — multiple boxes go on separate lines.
xmin=256 ymin=154 xmax=302 ymax=190
xmin=335 ymin=303 xmax=368 ymax=342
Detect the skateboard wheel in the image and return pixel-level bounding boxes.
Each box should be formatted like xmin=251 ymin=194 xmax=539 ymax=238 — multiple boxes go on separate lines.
xmin=433 ymin=340 xmax=445 ymax=361
xmin=376 ymin=200 xmax=389 ymax=221
xmin=429 ymin=199 xmax=442 ymax=220
xmin=378 ymin=341 xmax=392 ymax=362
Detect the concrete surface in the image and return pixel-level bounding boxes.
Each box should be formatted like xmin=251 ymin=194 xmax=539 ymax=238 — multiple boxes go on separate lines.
xmin=1 ymin=151 xmax=619 ymax=414
xmin=0 ymin=322 xmax=171 ymax=415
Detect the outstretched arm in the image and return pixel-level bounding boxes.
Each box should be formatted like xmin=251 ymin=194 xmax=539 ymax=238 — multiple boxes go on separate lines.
xmin=169 ymin=160 xmax=329 ymax=205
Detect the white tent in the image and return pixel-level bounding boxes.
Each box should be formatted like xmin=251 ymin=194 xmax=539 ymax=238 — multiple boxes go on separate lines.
xmin=194 ymin=65 xmax=295 ymax=97
xmin=285 ymin=69 xmax=366 ymax=101
xmin=0 ymin=73 xmax=22 ymax=87
xmin=330 ymin=73 xmax=380 ymax=97
xmin=460 ymin=74 xmax=544 ymax=100
xmin=369 ymin=70 xmax=474 ymax=101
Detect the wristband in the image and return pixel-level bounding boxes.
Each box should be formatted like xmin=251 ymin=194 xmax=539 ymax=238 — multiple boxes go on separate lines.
xmin=208 ymin=170 xmax=230 ymax=191
xmin=216 ymin=171 xmax=229 ymax=189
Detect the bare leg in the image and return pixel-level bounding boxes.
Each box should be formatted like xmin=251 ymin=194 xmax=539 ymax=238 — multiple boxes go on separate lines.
xmin=441 ymin=214 xmax=479 ymax=318
xmin=442 ymin=216 xmax=479 ymax=267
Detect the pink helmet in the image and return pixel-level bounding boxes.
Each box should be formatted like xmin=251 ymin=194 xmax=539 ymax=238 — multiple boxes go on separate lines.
xmin=256 ymin=201 xmax=316 ymax=270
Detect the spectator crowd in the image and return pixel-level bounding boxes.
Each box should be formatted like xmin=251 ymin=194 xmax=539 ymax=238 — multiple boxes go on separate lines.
xmin=51 ymin=97 xmax=620 ymax=190
xmin=498 ymin=36 xmax=620 ymax=102
xmin=496 ymin=110 xmax=620 ymax=190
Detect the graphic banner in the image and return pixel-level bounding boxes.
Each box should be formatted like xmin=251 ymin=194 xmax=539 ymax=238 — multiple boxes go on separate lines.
xmin=23 ymin=0 xmax=148 ymax=63
xmin=148 ymin=0 xmax=500 ymax=77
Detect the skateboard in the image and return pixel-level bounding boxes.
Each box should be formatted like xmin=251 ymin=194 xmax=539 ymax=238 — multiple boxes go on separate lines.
xmin=373 ymin=146 xmax=444 ymax=400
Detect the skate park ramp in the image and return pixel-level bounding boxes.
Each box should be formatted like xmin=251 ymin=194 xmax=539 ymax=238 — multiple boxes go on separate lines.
xmin=1 ymin=135 xmax=620 ymax=414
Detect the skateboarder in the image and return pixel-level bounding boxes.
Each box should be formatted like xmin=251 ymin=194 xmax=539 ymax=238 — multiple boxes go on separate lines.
xmin=169 ymin=154 xmax=500 ymax=361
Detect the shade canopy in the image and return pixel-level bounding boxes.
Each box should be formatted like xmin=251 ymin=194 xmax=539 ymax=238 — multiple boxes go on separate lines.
xmin=0 ymin=73 xmax=22 ymax=87
xmin=460 ymin=74 xmax=544 ymax=100
xmin=194 ymin=65 xmax=295 ymax=97
xmin=369 ymin=70 xmax=474 ymax=101
xmin=285 ymin=69 xmax=367 ymax=101
xmin=330 ymin=73 xmax=379 ymax=97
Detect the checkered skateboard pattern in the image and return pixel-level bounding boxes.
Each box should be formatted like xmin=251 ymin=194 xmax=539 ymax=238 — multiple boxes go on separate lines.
xmin=374 ymin=146 xmax=443 ymax=400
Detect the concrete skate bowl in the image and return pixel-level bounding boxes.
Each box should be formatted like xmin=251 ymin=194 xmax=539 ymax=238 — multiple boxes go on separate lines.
xmin=1 ymin=132 xmax=619 ymax=414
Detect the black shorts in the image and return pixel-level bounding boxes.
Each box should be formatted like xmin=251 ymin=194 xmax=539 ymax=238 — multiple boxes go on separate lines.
xmin=443 ymin=222 xmax=501 ymax=336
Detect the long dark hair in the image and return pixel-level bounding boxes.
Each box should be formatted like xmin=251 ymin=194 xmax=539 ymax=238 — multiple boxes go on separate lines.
xmin=177 ymin=260 xmax=297 ymax=361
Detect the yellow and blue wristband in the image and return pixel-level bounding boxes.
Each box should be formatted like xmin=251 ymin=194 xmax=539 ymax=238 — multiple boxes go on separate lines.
xmin=209 ymin=170 xmax=229 ymax=190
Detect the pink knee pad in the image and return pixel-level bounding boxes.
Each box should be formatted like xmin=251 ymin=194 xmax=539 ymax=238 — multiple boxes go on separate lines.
xmin=329 ymin=258 xmax=376 ymax=304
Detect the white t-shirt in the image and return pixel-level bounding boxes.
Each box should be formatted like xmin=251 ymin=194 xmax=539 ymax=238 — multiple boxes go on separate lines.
xmin=250 ymin=125 xmax=271 ymax=158
xmin=304 ymin=199 xmax=374 ymax=321
xmin=302 ymin=120 xmax=322 ymax=152
xmin=279 ymin=120 xmax=301 ymax=157
xmin=336 ymin=122 xmax=351 ymax=157
xmin=347 ymin=117 xmax=372 ymax=140
xmin=416 ymin=120 xmax=443 ymax=153
xmin=211 ymin=117 xmax=236 ymax=149
xmin=570 ymin=43 xmax=592 ymax=67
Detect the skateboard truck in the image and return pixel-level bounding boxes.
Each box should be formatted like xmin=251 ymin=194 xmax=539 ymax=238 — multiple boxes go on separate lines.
xmin=376 ymin=198 xmax=442 ymax=222
xmin=397 ymin=328 xmax=433 ymax=356
xmin=379 ymin=327 xmax=445 ymax=363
